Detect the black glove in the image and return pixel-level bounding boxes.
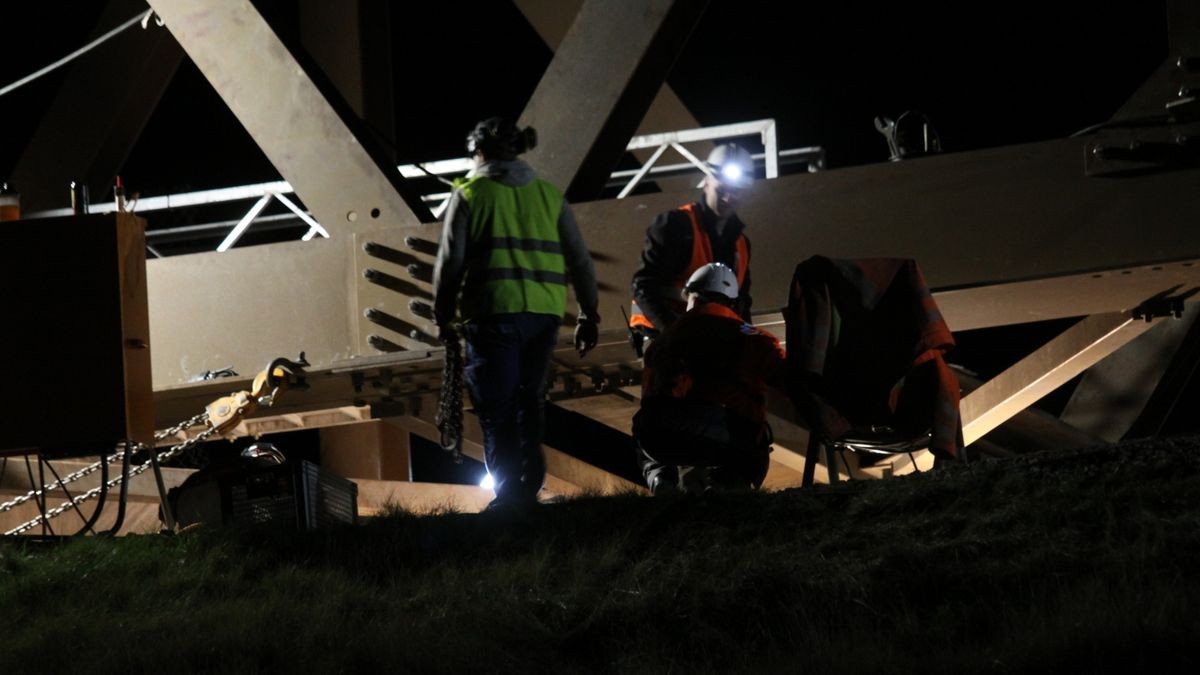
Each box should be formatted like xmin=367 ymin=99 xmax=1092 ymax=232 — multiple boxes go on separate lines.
xmin=574 ymin=319 xmax=599 ymax=357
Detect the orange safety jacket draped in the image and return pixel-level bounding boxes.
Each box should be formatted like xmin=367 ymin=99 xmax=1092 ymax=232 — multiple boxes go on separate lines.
xmin=629 ymin=203 xmax=749 ymax=331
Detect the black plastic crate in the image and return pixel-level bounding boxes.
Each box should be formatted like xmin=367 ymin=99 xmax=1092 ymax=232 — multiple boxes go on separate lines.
xmin=222 ymin=460 xmax=358 ymax=530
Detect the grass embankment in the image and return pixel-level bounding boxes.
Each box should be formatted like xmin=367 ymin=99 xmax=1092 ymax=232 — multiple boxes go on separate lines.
xmin=3 ymin=435 xmax=1200 ymax=674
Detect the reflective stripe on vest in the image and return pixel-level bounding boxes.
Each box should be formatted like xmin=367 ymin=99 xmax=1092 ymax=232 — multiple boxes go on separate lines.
xmin=459 ymin=176 xmax=566 ymax=320
xmin=629 ymin=203 xmax=749 ymax=329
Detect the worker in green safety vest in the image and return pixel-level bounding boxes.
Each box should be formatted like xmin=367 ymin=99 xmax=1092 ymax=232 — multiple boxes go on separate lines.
xmin=433 ymin=116 xmax=600 ymax=511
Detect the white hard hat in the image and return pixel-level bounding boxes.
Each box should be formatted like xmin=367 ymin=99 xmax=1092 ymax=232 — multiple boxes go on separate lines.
xmin=684 ymin=262 xmax=739 ymax=302
xmin=706 ymin=143 xmax=754 ymax=188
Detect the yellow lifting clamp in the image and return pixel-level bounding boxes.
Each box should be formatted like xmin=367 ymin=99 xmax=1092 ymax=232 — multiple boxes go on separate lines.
xmin=205 ymin=353 xmax=310 ymax=434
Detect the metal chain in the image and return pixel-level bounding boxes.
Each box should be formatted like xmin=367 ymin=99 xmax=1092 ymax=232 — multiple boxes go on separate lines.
xmin=0 ymin=411 xmax=209 ymax=515
xmin=435 ymin=330 xmax=465 ymax=463
xmin=3 ymin=354 xmax=305 ymax=535
xmin=4 ymin=414 xmax=216 ymax=535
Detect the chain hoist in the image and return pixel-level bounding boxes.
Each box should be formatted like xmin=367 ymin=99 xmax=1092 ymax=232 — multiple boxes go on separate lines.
xmin=2 ymin=355 xmax=309 ymax=536
xmin=435 ymin=328 xmax=465 ymax=463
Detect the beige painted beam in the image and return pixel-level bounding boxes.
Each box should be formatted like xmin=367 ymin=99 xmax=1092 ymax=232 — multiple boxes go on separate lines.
xmin=513 ymin=0 xmax=709 ymax=192
xmin=519 ymin=0 xmax=709 ymax=199
xmin=856 ymin=450 xmax=937 ymax=479
xmin=552 ymin=393 xmax=637 ymax=434
xmin=568 ymin=384 xmax=819 ymax=488
xmin=353 ymin=479 xmax=494 ymax=516
xmin=961 ymin=312 xmax=1159 ymax=446
xmin=156 ymin=406 xmax=373 ymax=446
xmin=764 ymin=405 xmax=855 ymax=485
xmin=320 ymin=420 xmax=411 ymax=481
xmin=146 ymin=0 xmax=430 ymax=232
xmin=440 ymin=407 xmax=643 ymax=495
xmin=148 ymin=143 xmax=1200 ymax=389
xmin=457 ymin=412 xmax=644 ymax=496
xmin=381 ymin=413 xmax=588 ymax=498
xmin=1060 ymin=304 xmax=1200 ymax=442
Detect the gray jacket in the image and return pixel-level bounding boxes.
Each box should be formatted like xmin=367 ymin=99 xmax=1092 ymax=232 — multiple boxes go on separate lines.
xmin=432 ymin=159 xmax=600 ymax=326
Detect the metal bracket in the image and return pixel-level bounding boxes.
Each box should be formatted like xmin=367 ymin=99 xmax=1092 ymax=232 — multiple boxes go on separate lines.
xmin=1132 ymin=287 xmax=1199 ymax=321
xmin=1086 ymin=121 xmax=1200 ymax=176
xmin=1087 ymin=53 xmax=1200 ymax=176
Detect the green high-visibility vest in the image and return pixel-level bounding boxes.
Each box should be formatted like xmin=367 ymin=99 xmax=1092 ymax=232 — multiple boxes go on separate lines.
xmin=458 ymin=175 xmax=566 ymax=320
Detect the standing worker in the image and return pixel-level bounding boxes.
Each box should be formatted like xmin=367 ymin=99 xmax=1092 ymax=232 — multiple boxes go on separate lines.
xmin=628 ymin=143 xmax=755 ymax=352
xmin=433 ymin=117 xmax=600 ymax=511
xmin=634 ymin=263 xmax=785 ymax=494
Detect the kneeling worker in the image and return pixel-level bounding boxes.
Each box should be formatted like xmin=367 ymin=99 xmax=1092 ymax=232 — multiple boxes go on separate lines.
xmin=634 ymin=263 xmax=785 ymax=494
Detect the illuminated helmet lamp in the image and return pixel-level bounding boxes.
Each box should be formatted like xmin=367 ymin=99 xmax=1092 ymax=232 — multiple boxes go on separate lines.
xmin=705 ymin=143 xmax=754 ymax=188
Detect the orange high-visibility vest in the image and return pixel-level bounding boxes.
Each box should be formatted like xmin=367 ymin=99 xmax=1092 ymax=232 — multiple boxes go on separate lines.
xmin=629 ymin=203 xmax=749 ymax=330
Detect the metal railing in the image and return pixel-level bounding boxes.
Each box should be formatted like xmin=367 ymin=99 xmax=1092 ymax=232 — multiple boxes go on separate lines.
xmin=29 ymin=119 xmax=823 ymax=254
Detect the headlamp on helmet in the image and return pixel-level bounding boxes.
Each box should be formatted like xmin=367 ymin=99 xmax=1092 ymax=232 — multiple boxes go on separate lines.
xmin=705 ymin=143 xmax=754 ymax=189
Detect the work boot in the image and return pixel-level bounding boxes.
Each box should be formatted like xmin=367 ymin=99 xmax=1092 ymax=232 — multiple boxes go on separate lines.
xmin=649 ymin=474 xmax=680 ymax=496
xmin=483 ymin=492 xmax=537 ymax=513
xmin=679 ymin=466 xmax=713 ymax=495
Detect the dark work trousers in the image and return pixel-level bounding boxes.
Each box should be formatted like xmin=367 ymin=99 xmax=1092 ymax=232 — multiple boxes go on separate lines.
xmin=636 ymin=410 xmax=771 ymax=492
xmin=463 ymin=313 xmax=561 ymax=504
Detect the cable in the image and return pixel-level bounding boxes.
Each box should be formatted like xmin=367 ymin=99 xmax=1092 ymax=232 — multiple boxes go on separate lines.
xmin=0 ymin=10 xmax=155 ymax=99
xmin=358 ymin=120 xmax=460 ymax=187
xmin=42 ymin=458 xmax=98 ymax=535
xmin=413 ymin=163 xmax=457 ymax=187
xmin=25 ymin=457 xmax=54 ymax=536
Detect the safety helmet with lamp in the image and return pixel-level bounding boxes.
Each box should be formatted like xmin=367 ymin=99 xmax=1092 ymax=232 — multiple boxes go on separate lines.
xmin=705 ymin=143 xmax=754 ymax=188
xmin=683 ymin=262 xmax=739 ymax=303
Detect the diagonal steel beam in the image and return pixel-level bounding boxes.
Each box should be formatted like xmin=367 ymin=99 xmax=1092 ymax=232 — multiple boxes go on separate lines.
xmin=513 ymin=0 xmax=710 ymax=193
xmin=146 ymin=0 xmax=431 ymax=234
xmin=1060 ymin=304 xmax=1200 ymax=442
xmin=960 ymin=311 xmax=1160 ymax=446
xmin=519 ymin=0 xmax=710 ymax=201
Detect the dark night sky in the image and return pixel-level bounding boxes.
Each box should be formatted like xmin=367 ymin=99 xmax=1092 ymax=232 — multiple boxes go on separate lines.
xmin=1 ymin=1 xmax=1169 ymax=197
